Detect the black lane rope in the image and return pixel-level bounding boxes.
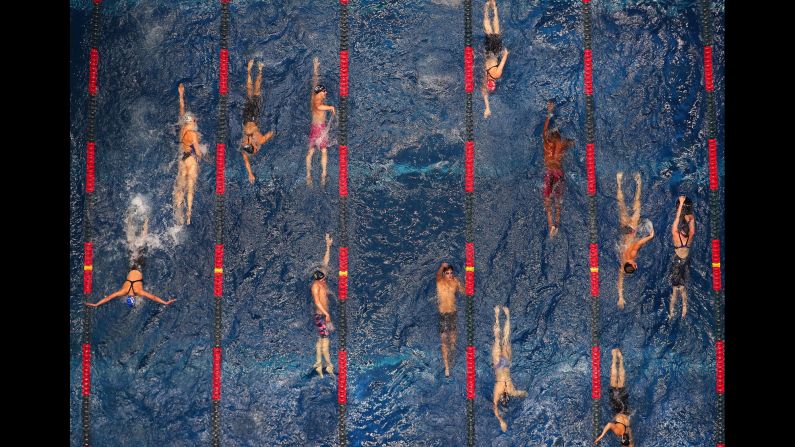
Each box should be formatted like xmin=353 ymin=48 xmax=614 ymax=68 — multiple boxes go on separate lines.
xmin=211 ymin=1 xmax=230 ymax=445
xmin=337 ymin=1 xmax=351 ymax=446
xmin=80 ymin=1 xmax=102 ymax=445
xmin=581 ymin=0 xmax=603 ymax=441
xmin=462 ymin=1 xmax=476 ymax=446
xmin=696 ymin=2 xmax=724 ymax=446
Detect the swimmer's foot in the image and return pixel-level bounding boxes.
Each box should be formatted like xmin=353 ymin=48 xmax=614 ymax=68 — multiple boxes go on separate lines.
xmin=257 ymin=61 xmax=264 ymax=70
xmin=314 ymin=362 xmax=323 ymax=378
xmin=306 ymin=175 xmax=313 ymax=187
xmin=444 ymin=367 xmax=450 ymax=378
xmin=325 ymin=364 xmax=335 ymax=376
xmin=616 ymin=171 xmax=623 ymax=183
xmin=248 ymin=59 xmax=254 ymax=71
xmin=617 ymin=298 xmax=625 ymax=310
xmin=550 ymin=225 xmax=558 ymax=238
xmin=249 ymin=174 xmax=256 ymax=185
xmin=321 ymin=176 xmax=327 ymax=187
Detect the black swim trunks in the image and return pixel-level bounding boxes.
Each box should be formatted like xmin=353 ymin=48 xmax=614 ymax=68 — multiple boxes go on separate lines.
xmin=242 ymin=95 xmax=262 ymax=125
xmin=620 ymin=224 xmax=635 ymax=235
xmin=609 ymin=386 xmax=630 ymax=416
xmin=669 ymin=253 xmax=690 ymax=287
xmin=484 ymin=33 xmax=503 ymax=55
xmin=439 ymin=311 xmax=457 ymax=334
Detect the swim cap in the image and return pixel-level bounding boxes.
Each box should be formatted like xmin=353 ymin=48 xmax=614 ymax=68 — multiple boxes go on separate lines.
xmin=620 ymin=433 xmax=630 ymax=445
xmin=242 ymin=143 xmax=255 ymax=154
xmin=181 ymin=112 xmax=196 ymax=125
xmin=487 ymin=78 xmax=496 ymax=92
xmin=313 ymin=270 xmax=326 ymax=281
xmin=623 ymin=262 xmax=636 ymax=274
xmin=126 ymin=296 xmax=136 ymax=308
xmin=499 ymin=392 xmax=509 ymax=407
xmin=314 ymin=84 xmax=327 ymax=94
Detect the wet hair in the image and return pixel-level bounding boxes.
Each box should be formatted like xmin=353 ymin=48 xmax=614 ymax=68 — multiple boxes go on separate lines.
xmin=312 ymin=270 xmax=326 ymax=281
xmin=314 ymin=84 xmax=327 ymax=94
xmin=548 ymin=129 xmax=561 ymax=140
xmin=443 ymin=265 xmax=455 ymax=275
xmin=623 ymin=262 xmax=636 ymax=274
xmin=682 ymin=197 xmax=693 ymax=215
xmin=499 ymin=392 xmax=509 ymax=407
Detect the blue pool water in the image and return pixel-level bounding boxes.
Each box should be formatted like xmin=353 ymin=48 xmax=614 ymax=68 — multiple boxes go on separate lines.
xmin=70 ymin=1 xmax=725 ymax=445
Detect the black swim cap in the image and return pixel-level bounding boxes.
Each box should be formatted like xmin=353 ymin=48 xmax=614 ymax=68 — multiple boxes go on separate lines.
xmin=621 ymin=433 xmax=630 ymax=445
xmin=242 ymin=143 xmax=255 ymax=154
xmin=623 ymin=262 xmax=636 ymax=274
xmin=314 ymin=84 xmax=327 ymax=94
xmin=499 ymin=392 xmax=509 ymax=407
xmin=313 ymin=270 xmax=326 ymax=281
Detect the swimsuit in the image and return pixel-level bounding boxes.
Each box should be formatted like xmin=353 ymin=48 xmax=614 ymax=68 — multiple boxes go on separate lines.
xmin=243 ymin=95 xmax=262 ymax=125
xmin=544 ymin=167 xmax=564 ymax=200
xmin=620 ymin=225 xmax=635 ymax=235
xmin=309 ymin=122 xmax=329 ymax=149
xmin=669 ymin=253 xmax=690 ymax=287
xmin=181 ymin=143 xmax=198 ymax=161
xmin=609 ymin=386 xmax=630 ymax=416
xmin=124 ymin=279 xmax=143 ymax=296
xmin=486 ymin=66 xmax=498 ymax=92
xmin=439 ymin=311 xmax=457 ymax=334
xmin=495 ymin=355 xmax=509 ymax=370
xmin=314 ymin=313 xmax=330 ymax=338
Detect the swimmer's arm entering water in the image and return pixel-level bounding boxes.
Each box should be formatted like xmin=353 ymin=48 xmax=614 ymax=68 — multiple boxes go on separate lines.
xmin=178 ymin=83 xmax=186 ymax=118
xmin=139 ymin=290 xmax=176 ymax=305
xmin=543 ymin=101 xmax=553 ymax=142
xmin=490 ymin=48 xmax=509 ymax=79
xmin=492 ymin=386 xmax=508 ymax=432
xmin=86 ymin=286 xmax=128 ymax=307
xmin=594 ymin=422 xmax=613 ymax=444
xmin=322 ymin=233 xmax=333 ymax=268
xmin=482 ymin=81 xmax=492 ymax=118
xmin=672 ymin=197 xmax=684 ymax=240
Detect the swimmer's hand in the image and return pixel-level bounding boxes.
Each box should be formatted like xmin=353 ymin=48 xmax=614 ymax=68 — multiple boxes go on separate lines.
xmin=313 ymin=57 xmax=320 ymax=70
xmin=178 ymin=83 xmax=185 ymax=96
xmin=165 ymin=299 xmax=177 ymax=305
xmin=502 ymin=48 xmax=509 ymax=58
xmin=330 ymin=106 xmax=336 ymax=116
xmin=499 ymin=420 xmax=507 ymax=432
xmin=248 ymin=59 xmax=254 ymax=70
xmin=85 ymin=302 xmax=99 ymax=308
xmin=547 ymin=101 xmax=554 ymax=113
xmin=678 ymin=195 xmax=686 ymax=205
xmin=484 ymin=108 xmax=491 ymax=118
xmin=249 ymin=173 xmax=256 ymax=184
xmin=326 ymin=320 xmax=335 ymax=332
xmin=325 ymin=233 xmax=333 ymax=246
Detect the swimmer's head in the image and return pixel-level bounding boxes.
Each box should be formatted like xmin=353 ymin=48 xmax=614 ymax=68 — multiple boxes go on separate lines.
xmin=314 ymin=84 xmax=327 ymax=95
xmin=443 ymin=265 xmax=455 ymax=277
xmin=312 ymin=270 xmax=326 ymax=281
xmin=241 ymin=144 xmax=255 ymax=154
xmin=682 ymin=197 xmax=693 ymax=215
xmin=547 ymin=128 xmax=561 ymax=141
xmin=181 ymin=112 xmax=197 ymax=127
xmin=623 ymin=262 xmax=636 ymax=274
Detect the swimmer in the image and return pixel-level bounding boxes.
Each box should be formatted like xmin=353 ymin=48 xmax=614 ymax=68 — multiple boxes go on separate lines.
xmin=595 ymin=348 xmax=634 ymax=446
xmin=86 ymin=217 xmax=176 ymax=308
xmin=241 ymin=59 xmax=275 ymax=184
xmin=492 ymin=305 xmax=527 ymax=432
xmin=311 ymin=233 xmax=335 ymax=377
xmin=616 ymin=172 xmax=654 ymax=309
xmin=173 ymin=83 xmax=205 ymax=226
xmin=307 ymin=57 xmax=336 ymax=187
xmin=481 ymin=0 xmax=509 ymax=118
xmin=542 ymin=101 xmax=574 ymax=238
xmin=668 ymin=196 xmax=695 ymax=319
xmin=436 ymin=262 xmax=465 ymax=377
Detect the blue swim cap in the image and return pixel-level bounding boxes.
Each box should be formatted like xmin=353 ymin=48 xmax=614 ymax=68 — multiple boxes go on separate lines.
xmin=126 ymin=296 xmax=136 ymax=308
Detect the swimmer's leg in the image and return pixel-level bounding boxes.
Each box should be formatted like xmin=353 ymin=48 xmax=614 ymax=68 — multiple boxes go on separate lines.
xmin=610 ymin=348 xmax=620 ymax=388
xmin=617 ymin=267 xmax=626 ymax=309
xmin=306 ymin=146 xmax=315 ymax=186
xmin=544 ymin=192 xmax=555 ymax=237
xmin=616 ymin=348 xmax=625 ymax=388
xmin=441 ymin=331 xmax=451 ymax=377
xmin=173 ymin=167 xmax=186 ymax=225
xmin=493 ymin=381 xmax=508 ymax=432
xmin=254 ymin=61 xmax=264 ymax=97
xmin=322 ymin=337 xmax=334 ymax=374
xmin=492 ymin=306 xmax=502 ymax=367
xmin=668 ymin=287 xmax=679 ymax=320
xmin=483 ymin=0 xmax=494 ymax=35
xmin=246 ymin=59 xmax=254 ymax=98
xmin=320 ymin=147 xmax=328 ymax=187
xmin=616 ymin=172 xmax=629 ymax=225
xmin=314 ymin=338 xmax=324 ymax=377
xmin=631 ymin=172 xmax=642 ymax=227
xmin=681 ymin=287 xmax=688 ymax=318
xmin=186 ymin=161 xmax=198 ymax=225
xmin=492 ymin=0 xmax=501 ymax=35
xmin=502 ymin=306 xmax=511 ymax=361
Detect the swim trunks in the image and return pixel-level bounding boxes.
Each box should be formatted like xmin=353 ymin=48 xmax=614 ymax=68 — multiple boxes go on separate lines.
xmin=243 ymin=95 xmax=262 ymax=125
xmin=314 ymin=313 xmax=330 ymax=338
xmin=439 ymin=311 xmax=457 ymax=334
xmin=309 ymin=122 xmax=329 ymax=149
xmin=544 ymin=167 xmax=564 ymax=200
xmin=495 ymin=355 xmax=509 ymax=370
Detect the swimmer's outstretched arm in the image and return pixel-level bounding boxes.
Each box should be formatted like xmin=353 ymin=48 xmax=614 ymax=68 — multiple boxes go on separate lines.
xmin=490 ymin=48 xmax=509 ymax=79
xmin=86 ymin=287 xmax=127 ymax=307
xmin=436 ymin=262 xmax=448 ymax=283
xmin=672 ymin=198 xmax=684 ymax=240
xmin=482 ymin=85 xmax=492 ymax=118
xmin=139 ymin=290 xmax=176 ymax=305
xmin=617 ymin=268 xmax=625 ymax=309
xmin=594 ymin=422 xmax=613 ymax=444
xmin=178 ymin=83 xmax=186 ymax=118
xmin=543 ymin=101 xmax=553 ymax=140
